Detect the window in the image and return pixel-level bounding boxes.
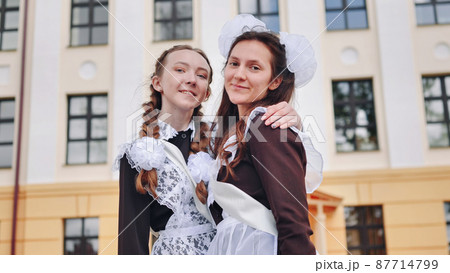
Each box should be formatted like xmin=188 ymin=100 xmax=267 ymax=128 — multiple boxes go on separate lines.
xmin=239 ymin=0 xmax=280 ymax=33
xmin=70 ymin=0 xmax=108 ymax=46
xmin=67 ymin=95 xmax=107 ymax=164
xmin=64 ymin=217 xmax=99 ymax=255
xmin=415 ymin=0 xmax=450 ymax=25
xmin=445 ymin=202 xmax=450 ymax=254
xmin=332 ymin=80 xmax=378 ymax=152
xmin=345 ymin=206 xmax=386 ymax=255
xmin=0 ymin=0 xmax=20 ymax=50
xmin=325 ymin=0 xmax=368 ymax=30
xmin=154 ymin=0 xmax=192 ymax=41
xmin=0 ymin=99 xmax=14 ymax=168
xmin=422 ymin=76 xmax=450 ymax=147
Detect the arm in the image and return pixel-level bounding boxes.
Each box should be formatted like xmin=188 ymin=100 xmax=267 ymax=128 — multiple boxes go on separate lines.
xmin=247 ymin=117 xmax=316 ymax=255
xmin=118 ymin=156 xmax=152 ymax=255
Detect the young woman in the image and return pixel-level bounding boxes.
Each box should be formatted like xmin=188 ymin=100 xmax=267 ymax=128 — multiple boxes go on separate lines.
xmin=115 ymin=44 xmax=304 ymax=255
xmin=207 ymin=15 xmax=323 ymax=255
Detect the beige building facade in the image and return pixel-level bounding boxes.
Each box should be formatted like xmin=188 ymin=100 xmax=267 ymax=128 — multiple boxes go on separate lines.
xmin=0 ymin=0 xmax=449 ymax=255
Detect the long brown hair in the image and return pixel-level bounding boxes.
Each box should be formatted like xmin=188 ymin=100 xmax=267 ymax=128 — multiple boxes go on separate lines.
xmin=213 ymin=31 xmax=296 ymax=180
xmin=136 ymin=45 xmax=213 ymax=204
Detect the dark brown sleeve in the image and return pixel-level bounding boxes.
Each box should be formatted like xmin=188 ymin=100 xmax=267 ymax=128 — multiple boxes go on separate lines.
xmin=247 ymin=115 xmax=316 ymax=255
xmin=118 ymin=156 xmax=152 ymax=255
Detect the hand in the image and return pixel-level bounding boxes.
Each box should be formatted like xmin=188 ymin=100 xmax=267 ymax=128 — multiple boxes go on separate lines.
xmin=261 ymin=101 xmax=302 ymax=130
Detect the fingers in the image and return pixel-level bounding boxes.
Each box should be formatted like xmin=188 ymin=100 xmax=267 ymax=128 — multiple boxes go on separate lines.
xmin=262 ymin=102 xmax=289 ymax=126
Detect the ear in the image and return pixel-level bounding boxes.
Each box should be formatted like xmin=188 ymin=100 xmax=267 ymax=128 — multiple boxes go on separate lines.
xmin=151 ymin=76 xmax=163 ymax=93
xmin=268 ymin=77 xmax=282 ymax=91
xmin=204 ymin=90 xmax=211 ymax=102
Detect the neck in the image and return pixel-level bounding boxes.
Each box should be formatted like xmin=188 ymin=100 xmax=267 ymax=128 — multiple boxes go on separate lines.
xmin=159 ymin=107 xmax=193 ymax=132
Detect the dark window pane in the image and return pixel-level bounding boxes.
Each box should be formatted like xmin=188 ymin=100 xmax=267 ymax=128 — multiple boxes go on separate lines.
xmin=155 ymin=1 xmax=172 ymax=20
xmin=333 ymin=82 xmax=350 ymax=101
xmin=93 ymin=5 xmax=109 ymax=24
xmin=427 ymin=123 xmax=449 ymax=147
xmin=446 ymin=77 xmax=450 ymax=96
xmin=239 ymin=0 xmax=258 ymax=13
xmin=368 ymin=228 xmax=385 ymax=245
xmin=436 ymin=3 xmax=450 ymax=24
xmin=85 ymin=238 xmax=98 ymax=255
xmin=5 ymin=11 xmax=19 ymax=29
xmin=353 ymin=81 xmax=373 ymax=100
xmin=154 ymin=22 xmax=173 ymax=40
xmin=423 ymin=77 xmax=442 ymax=97
xmin=368 ymin=248 xmax=386 ymax=255
xmin=336 ymin=128 xmax=355 ymax=152
xmin=445 ymin=203 xmax=450 ymax=222
xmin=6 ymin=0 xmax=20 ymax=8
xmin=260 ymin=0 xmax=278 ymax=13
xmin=366 ymin=206 xmax=383 ymax=225
xmin=0 ymin=122 xmax=14 ymax=142
xmin=425 ymin=100 xmax=445 ymax=122
xmin=0 ymin=145 xmax=13 ymax=167
xmin=64 ymin=239 xmax=82 ymax=255
xmin=2 ymin=31 xmax=18 ymax=50
xmin=71 ymin=27 xmax=90 ymax=46
xmin=69 ymin=119 xmax=87 ymax=140
xmin=259 ymin=15 xmax=280 ymax=33
xmin=92 ymin=26 xmax=108 ymax=44
xmin=72 ymin=7 xmax=89 ymax=25
xmin=325 ymin=0 xmax=343 ymax=9
xmin=70 ymin=97 xmax=88 ymax=115
xmin=67 ymin=141 xmax=88 ymax=164
xmin=334 ymin=105 xmax=352 ymax=126
xmin=73 ymin=0 xmax=89 ymax=3
xmin=92 ymin=96 xmax=108 ymax=115
xmin=176 ymin=1 xmax=192 ymax=19
xmin=84 ymin=218 xmax=99 ymax=236
xmin=175 ymin=21 xmax=192 ymax=39
xmin=415 ymin=0 xmax=431 ymax=3
xmin=89 ymin=140 xmax=107 ymax=163
xmin=346 ymin=0 xmax=365 ymax=8
xmin=355 ymin=127 xmax=378 ymax=151
xmin=346 ymin=229 xmax=361 ymax=247
xmin=355 ymin=104 xmax=375 ymax=126
xmin=416 ymin=5 xmax=435 ymax=25
xmin=347 ymin=10 xmax=368 ymax=29
xmin=91 ymin=118 xmax=107 ymax=138
xmin=0 ymin=100 xmax=15 ymax=118
xmin=326 ymin=11 xmax=346 ymax=30
xmin=65 ymin=219 xmax=83 ymax=237
xmin=345 ymin=207 xmax=361 ymax=226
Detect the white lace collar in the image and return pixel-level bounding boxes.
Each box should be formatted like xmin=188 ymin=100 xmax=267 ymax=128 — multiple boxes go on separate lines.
xmin=157 ymin=119 xmax=196 ymax=141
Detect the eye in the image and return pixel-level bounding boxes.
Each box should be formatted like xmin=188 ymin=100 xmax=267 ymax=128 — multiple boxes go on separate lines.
xmin=197 ymin=74 xmax=207 ymax=79
xmin=175 ymin=67 xmax=185 ymax=73
xmin=228 ymin=61 xmax=238 ymax=67
xmin=250 ymin=65 xmax=260 ymax=71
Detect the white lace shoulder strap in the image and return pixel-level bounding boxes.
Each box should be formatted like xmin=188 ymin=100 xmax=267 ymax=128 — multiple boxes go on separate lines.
xmin=161 ymin=140 xmax=214 ymax=224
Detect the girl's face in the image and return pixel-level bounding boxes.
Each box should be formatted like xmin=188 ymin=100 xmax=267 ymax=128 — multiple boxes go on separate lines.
xmin=224 ymin=40 xmax=280 ymax=115
xmin=152 ymin=49 xmax=211 ymax=114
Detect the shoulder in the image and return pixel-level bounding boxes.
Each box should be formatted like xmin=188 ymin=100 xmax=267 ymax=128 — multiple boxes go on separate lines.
xmin=246 ymin=107 xmax=299 ymax=144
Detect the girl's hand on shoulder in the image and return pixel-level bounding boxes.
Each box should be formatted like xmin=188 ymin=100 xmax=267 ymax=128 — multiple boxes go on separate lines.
xmin=262 ymin=101 xmax=302 ymax=130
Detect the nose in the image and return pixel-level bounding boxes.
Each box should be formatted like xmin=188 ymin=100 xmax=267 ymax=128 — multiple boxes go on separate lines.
xmin=185 ymin=71 xmax=196 ymax=86
xmin=233 ymin=65 xmax=246 ymax=81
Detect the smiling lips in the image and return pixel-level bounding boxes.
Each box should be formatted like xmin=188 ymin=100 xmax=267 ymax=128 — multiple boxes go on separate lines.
xmin=230 ymin=83 xmax=249 ymax=90
xmin=179 ymin=90 xmax=196 ymax=96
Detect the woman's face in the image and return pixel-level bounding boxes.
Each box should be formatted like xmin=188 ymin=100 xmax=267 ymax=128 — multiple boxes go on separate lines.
xmin=152 ymin=49 xmax=211 ymax=114
xmin=224 ymin=40 xmax=279 ymax=115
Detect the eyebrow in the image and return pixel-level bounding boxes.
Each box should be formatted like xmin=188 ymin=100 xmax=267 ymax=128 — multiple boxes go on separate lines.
xmin=174 ymin=61 xmax=209 ymax=73
xmin=228 ymin=56 xmax=262 ymax=64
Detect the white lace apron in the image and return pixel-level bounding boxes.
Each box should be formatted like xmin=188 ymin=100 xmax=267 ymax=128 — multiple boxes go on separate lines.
xmin=115 ymin=128 xmax=216 ymax=255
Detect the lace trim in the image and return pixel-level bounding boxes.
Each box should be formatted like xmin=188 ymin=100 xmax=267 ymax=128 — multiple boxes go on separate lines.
xmin=157 ymin=119 xmax=195 ymax=141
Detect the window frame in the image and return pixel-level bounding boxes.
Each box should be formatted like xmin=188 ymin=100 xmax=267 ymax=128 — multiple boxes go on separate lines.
xmin=0 ymin=0 xmax=20 ymax=51
xmin=63 ymin=217 xmax=99 ymax=255
xmin=70 ymin=0 xmax=109 ymax=46
xmin=332 ymin=79 xmax=379 ymax=153
xmin=66 ymin=94 xmax=108 ymax=165
xmin=153 ymin=0 xmax=193 ymax=41
xmin=445 ymin=202 xmax=450 ymax=254
xmin=415 ymin=0 xmax=450 ymax=25
xmin=422 ymin=75 xmax=450 ymax=148
xmin=0 ymin=98 xmax=15 ymax=168
xmin=238 ymin=0 xmax=280 ymax=33
xmin=345 ymin=205 xmax=387 ymax=255
xmin=325 ymin=0 xmax=368 ymax=31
